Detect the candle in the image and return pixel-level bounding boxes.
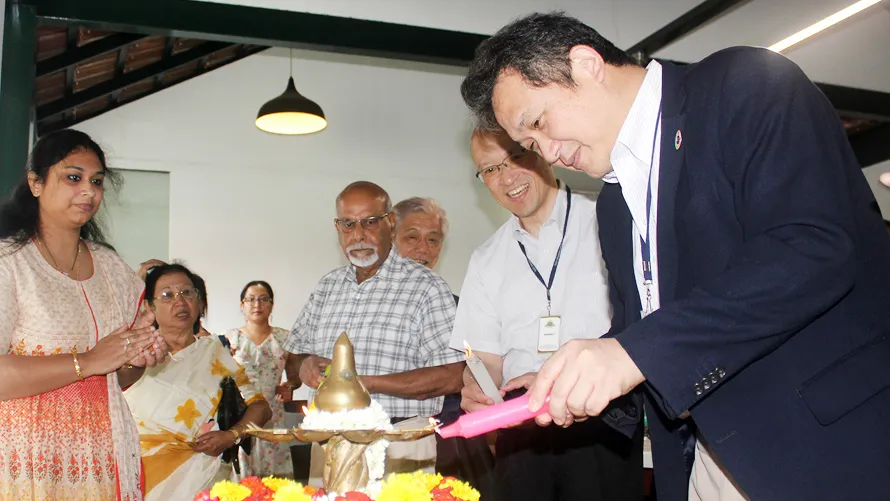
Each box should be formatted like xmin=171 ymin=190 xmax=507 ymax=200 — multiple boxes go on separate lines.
xmin=463 ymin=341 xmax=504 ymax=404
xmin=436 ymin=394 xmax=550 ymax=439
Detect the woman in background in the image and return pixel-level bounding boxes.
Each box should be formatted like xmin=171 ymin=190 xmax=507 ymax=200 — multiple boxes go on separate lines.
xmin=125 ymin=264 xmax=271 ymax=500
xmin=0 ymin=129 xmax=166 ymax=500
xmin=138 ymin=259 xmax=213 ymax=338
xmin=222 ymin=281 xmax=294 ymax=478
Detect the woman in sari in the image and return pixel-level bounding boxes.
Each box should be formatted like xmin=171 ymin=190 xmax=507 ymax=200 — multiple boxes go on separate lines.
xmin=0 ymin=129 xmax=167 ymax=501
xmin=222 ymin=280 xmax=294 ymax=477
xmin=124 ymin=264 xmax=271 ymax=500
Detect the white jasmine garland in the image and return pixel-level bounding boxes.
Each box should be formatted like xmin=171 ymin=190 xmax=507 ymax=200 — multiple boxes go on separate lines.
xmin=302 ymin=399 xmax=393 ymax=485
xmin=302 ymin=400 xmax=393 ymax=431
xmin=365 ymin=439 xmax=389 ymax=482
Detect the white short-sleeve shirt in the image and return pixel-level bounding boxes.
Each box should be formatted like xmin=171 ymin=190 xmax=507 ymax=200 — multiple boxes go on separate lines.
xmin=449 ymin=185 xmax=612 ymax=382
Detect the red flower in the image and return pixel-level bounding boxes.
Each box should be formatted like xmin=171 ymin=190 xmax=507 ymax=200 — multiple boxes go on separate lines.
xmin=192 ymin=489 xmax=217 ymax=501
xmin=431 ymin=479 xmax=459 ymax=501
xmin=335 ymin=492 xmax=372 ymax=501
xmin=239 ymin=476 xmax=274 ymax=500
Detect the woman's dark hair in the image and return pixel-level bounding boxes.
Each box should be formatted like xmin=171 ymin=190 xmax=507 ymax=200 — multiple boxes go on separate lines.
xmin=192 ymin=273 xmax=209 ymax=316
xmin=0 ymin=129 xmax=121 ymax=247
xmin=145 ymin=263 xmax=204 ymax=333
xmin=240 ymin=280 xmax=274 ymax=303
xmin=461 ymin=12 xmax=638 ymax=130
xmin=145 ymin=263 xmax=198 ymax=304
xmin=191 ymin=273 xmax=209 ymax=334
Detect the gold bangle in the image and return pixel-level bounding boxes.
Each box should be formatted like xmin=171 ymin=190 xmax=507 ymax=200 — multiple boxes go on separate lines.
xmin=230 ymin=427 xmax=241 ymax=444
xmin=72 ymin=351 xmax=84 ymax=381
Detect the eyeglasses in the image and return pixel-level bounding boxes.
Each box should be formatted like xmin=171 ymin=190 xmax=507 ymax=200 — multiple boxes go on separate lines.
xmin=475 ymin=149 xmax=531 ymax=184
xmin=242 ymin=296 xmax=272 ymax=305
xmin=334 ymin=212 xmax=391 ymax=233
xmin=155 ymin=288 xmax=200 ymax=303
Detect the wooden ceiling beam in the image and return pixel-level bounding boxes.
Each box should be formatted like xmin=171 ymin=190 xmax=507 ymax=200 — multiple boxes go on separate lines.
xmin=36 ymin=40 xmax=231 ymax=121
xmin=36 ymin=32 xmax=147 ymax=77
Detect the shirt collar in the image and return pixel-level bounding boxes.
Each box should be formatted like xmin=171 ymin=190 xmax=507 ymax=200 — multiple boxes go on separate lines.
xmin=604 ymin=60 xmax=663 ymax=238
xmin=603 ymin=60 xmax=663 ymax=185
xmin=511 ymin=181 xmax=567 ymax=242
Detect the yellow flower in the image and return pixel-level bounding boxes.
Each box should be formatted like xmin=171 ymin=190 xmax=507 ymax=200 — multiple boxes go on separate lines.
xmin=272 ymin=483 xmax=313 ymax=501
xmin=262 ymin=476 xmax=298 ymax=492
xmin=209 ymin=480 xmax=251 ymax=501
xmin=418 ymin=472 xmax=444 ymax=491
xmin=174 ymin=398 xmax=202 ymax=429
xmin=441 ymin=478 xmax=481 ymax=501
xmin=376 ymin=472 xmax=440 ymax=501
xmin=211 ymin=358 xmax=232 ymax=377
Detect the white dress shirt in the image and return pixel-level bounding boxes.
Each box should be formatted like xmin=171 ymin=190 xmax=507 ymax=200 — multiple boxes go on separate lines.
xmin=606 ymin=60 xmax=748 ymax=501
xmin=449 ymin=184 xmax=612 ymax=383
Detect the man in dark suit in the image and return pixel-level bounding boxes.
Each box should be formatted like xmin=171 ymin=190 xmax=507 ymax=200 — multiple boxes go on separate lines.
xmin=460 ymin=12 xmax=890 ymax=501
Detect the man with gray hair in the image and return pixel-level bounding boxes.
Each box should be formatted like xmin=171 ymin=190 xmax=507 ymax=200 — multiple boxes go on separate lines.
xmin=392 ymin=197 xmax=448 ymax=269
xmin=284 ymin=181 xmax=465 ymax=483
xmin=392 ymin=196 xmax=499 ymax=500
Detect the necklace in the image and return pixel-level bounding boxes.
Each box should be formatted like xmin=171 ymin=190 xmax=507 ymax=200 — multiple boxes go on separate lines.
xmin=36 ymin=237 xmax=81 ymax=278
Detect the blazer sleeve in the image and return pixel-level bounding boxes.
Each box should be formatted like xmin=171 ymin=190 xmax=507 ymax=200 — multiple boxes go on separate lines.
xmin=619 ymin=49 xmax=860 ymax=419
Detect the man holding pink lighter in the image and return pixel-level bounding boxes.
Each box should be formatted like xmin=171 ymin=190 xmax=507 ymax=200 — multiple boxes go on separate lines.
xmin=447 ymin=129 xmax=643 ymax=501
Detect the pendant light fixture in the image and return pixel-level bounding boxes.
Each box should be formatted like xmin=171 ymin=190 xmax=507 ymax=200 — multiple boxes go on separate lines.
xmin=255 ymin=49 xmax=327 ymax=135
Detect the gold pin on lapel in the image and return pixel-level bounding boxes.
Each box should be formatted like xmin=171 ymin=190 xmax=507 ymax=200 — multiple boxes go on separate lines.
xmin=674 ymin=130 xmax=683 ymax=150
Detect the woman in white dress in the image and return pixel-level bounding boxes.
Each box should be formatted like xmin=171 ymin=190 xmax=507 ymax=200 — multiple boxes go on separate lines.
xmin=222 ymin=281 xmax=295 ymax=477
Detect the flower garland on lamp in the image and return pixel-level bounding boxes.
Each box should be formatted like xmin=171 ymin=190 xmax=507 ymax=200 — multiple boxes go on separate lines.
xmin=193 ymin=471 xmax=480 ymax=501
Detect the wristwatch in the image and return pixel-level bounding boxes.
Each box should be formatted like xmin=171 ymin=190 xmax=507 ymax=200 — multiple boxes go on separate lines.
xmin=230 ymin=427 xmax=242 ymax=445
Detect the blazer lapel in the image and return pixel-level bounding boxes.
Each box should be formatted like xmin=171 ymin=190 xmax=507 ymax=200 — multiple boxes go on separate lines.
xmin=655 ymin=61 xmax=688 ymax=304
xmin=598 ymin=182 xmax=641 ymax=320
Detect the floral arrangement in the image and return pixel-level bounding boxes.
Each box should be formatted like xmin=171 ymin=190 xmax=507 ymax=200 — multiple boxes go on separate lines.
xmin=194 ymin=472 xmax=480 ymax=501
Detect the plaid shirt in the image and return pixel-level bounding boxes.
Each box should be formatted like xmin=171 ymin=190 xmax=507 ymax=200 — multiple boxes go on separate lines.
xmin=284 ymin=248 xmax=463 ymax=417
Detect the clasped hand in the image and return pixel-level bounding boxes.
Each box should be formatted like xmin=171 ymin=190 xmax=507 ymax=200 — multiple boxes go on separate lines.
xmin=80 ymin=308 xmax=168 ymax=376
xmin=194 ymin=430 xmax=236 ymax=457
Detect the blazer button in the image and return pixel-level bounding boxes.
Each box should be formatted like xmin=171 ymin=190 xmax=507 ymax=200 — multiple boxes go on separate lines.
xmin=694 ymin=384 xmax=703 ymax=396
xmin=717 ymin=367 xmax=726 ymax=378
xmin=703 ymin=381 xmax=711 ymax=390
xmin=710 ymin=374 xmax=719 ymax=384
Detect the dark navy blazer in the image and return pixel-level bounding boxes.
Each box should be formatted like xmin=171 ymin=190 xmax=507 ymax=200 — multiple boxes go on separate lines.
xmin=598 ymin=47 xmax=890 ymax=501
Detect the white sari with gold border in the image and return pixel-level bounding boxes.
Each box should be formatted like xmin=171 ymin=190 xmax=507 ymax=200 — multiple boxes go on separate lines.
xmin=124 ymin=336 xmax=265 ymax=501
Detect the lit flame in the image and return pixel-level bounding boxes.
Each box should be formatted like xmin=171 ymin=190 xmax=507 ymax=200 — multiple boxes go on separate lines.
xmin=463 ymin=340 xmax=472 ymax=359
xmin=301 ymin=405 xmax=310 ymax=416
xmin=429 ymin=417 xmax=442 ymax=430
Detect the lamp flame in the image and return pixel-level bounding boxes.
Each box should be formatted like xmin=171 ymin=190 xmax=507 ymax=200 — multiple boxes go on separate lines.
xmin=429 ymin=417 xmax=442 ymax=431
xmin=301 ymin=405 xmax=310 ymax=416
xmin=463 ymin=340 xmax=472 ymax=359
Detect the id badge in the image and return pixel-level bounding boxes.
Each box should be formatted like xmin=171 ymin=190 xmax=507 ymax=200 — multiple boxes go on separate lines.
xmin=538 ymin=316 xmax=561 ymax=352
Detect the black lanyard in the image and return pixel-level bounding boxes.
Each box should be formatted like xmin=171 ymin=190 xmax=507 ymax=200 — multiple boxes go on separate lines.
xmin=640 ymin=105 xmax=663 ymax=312
xmin=517 ymin=185 xmax=572 ymax=316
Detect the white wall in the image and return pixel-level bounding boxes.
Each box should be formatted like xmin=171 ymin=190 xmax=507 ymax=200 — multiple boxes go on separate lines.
xmin=101 ymin=169 xmax=171 ymax=268
xmin=78 ymin=48 xmax=520 ymax=335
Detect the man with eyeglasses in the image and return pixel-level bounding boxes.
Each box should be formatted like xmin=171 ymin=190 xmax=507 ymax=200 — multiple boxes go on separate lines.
xmin=283 ymin=181 xmax=465 ymax=484
xmin=447 ymin=129 xmax=642 ymax=501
